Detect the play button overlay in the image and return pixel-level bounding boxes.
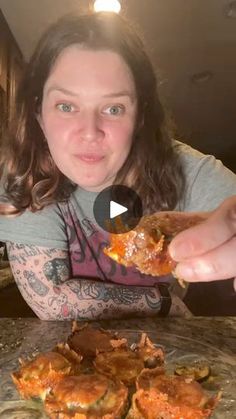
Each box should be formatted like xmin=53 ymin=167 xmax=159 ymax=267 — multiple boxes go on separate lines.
xmin=93 ymin=185 xmax=143 ymax=234
xmin=110 ymin=201 xmax=127 ymax=219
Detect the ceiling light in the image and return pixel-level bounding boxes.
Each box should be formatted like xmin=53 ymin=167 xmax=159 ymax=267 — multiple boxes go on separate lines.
xmin=94 ymin=0 xmax=121 ymax=13
xmin=225 ymin=1 xmax=236 ymax=17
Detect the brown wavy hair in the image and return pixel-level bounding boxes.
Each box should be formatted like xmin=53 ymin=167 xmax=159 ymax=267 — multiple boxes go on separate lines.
xmin=0 ymin=12 xmax=185 ymax=215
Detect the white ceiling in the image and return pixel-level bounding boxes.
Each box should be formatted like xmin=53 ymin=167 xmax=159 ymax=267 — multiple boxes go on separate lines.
xmin=0 ymin=0 xmax=236 ymax=171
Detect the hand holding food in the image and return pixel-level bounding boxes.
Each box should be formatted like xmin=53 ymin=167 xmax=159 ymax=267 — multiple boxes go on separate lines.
xmin=169 ymin=196 xmax=236 ymax=287
xmin=104 ymin=211 xmax=207 ymax=285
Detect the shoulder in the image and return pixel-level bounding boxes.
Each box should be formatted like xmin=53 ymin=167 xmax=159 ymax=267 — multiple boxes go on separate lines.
xmin=0 ymin=198 xmax=69 ymax=249
xmin=174 ymin=139 xmax=235 ymax=178
xmin=174 ymin=139 xmax=215 ymax=168
xmin=173 ymin=140 xmax=236 ymax=211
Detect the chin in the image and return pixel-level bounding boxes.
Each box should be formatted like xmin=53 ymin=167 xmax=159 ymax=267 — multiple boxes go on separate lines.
xmin=76 ymin=176 xmax=114 ymax=192
xmin=77 ymin=182 xmax=106 ymax=192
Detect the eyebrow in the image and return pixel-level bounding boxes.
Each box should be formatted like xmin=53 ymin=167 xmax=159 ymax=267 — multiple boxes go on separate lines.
xmin=102 ymin=91 xmax=136 ymax=103
xmin=46 ymin=86 xmax=136 ymax=102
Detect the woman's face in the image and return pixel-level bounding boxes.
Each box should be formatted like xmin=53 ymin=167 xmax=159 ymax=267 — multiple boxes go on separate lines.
xmin=39 ymin=45 xmax=137 ymax=192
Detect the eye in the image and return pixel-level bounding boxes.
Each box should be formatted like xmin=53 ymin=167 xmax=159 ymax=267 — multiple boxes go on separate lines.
xmin=56 ymin=103 xmax=75 ymax=113
xmin=103 ymin=105 xmax=124 ymax=116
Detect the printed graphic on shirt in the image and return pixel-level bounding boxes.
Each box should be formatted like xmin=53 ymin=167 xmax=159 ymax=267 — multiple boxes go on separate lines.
xmin=59 ymin=201 xmax=173 ymax=288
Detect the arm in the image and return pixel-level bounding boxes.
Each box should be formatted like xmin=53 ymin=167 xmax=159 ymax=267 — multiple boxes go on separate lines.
xmin=169 ymin=196 xmax=236 ymax=290
xmin=6 ymin=242 xmax=163 ymax=320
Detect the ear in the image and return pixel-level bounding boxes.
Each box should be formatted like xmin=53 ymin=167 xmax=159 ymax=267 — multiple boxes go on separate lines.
xmin=134 ymin=115 xmax=144 ymax=138
xmin=36 ymin=112 xmax=45 ymax=135
xmin=135 ymin=106 xmax=145 ymax=134
xmin=36 ymin=112 xmax=41 ymax=125
xmin=138 ymin=114 xmax=144 ymax=130
xmin=139 ymin=104 xmax=147 ymax=129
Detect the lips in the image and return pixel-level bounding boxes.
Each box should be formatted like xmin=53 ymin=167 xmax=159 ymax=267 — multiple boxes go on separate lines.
xmin=75 ymin=153 xmax=105 ymax=163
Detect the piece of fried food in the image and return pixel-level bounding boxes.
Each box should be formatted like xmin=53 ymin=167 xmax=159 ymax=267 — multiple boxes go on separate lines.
xmin=11 ymin=350 xmax=82 ymax=400
xmin=94 ymin=346 xmax=144 ymax=387
xmin=127 ymin=388 xmax=215 ymax=419
xmin=44 ymin=374 xmax=128 ymax=418
xmin=104 ymin=211 xmax=206 ymax=278
xmin=133 ymin=333 xmax=165 ymax=369
xmin=174 ymin=361 xmax=211 ymax=382
xmin=53 ymin=343 xmax=83 ymax=367
xmin=131 ymin=368 xmax=220 ymax=418
xmin=67 ymin=322 xmax=125 ymax=358
xmin=94 ymin=333 xmax=165 ymax=386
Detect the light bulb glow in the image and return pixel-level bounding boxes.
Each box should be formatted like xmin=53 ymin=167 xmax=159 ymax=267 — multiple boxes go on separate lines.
xmin=94 ymin=0 xmax=121 ymax=14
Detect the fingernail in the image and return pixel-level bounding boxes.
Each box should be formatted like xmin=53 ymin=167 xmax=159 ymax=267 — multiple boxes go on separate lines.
xmin=175 ymin=264 xmax=194 ymax=279
xmin=169 ymin=242 xmax=190 ymax=260
xmin=229 ymin=206 xmax=236 ymax=221
xmin=176 ymin=260 xmax=214 ymax=279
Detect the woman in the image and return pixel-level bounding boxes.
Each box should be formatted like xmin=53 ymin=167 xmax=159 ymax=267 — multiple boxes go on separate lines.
xmin=0 ymin=12 xmax=235 ymax=319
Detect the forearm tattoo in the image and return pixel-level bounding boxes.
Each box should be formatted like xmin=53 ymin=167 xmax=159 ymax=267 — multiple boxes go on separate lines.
xmin=7 ymin=242 xmax=161 ymax=320
xmin=43 ymin=258 xmax=70 ymax=285
xmin=67 ymin=280 xmax=160 ymax=309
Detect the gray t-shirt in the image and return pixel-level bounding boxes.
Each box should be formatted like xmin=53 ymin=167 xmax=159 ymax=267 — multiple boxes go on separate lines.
xmin=0 ymin=142 xmax=236 ymax=291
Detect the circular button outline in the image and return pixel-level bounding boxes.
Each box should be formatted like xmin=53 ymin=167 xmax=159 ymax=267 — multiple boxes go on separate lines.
xmin=93 ymin=185 xmax=143 ymax=234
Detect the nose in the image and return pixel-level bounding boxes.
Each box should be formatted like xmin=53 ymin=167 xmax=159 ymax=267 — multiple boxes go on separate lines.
xmin=78 ymin=110 xmax=104 ymax=143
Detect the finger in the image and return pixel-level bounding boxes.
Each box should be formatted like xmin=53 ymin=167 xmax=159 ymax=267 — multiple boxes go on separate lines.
xmin=174 ymin=236 xmax=236 ymax=282
xmin=169 ymin=197 xmax=236 ymax=261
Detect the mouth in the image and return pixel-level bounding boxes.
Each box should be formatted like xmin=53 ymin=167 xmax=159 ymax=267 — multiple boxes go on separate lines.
xmin=75 ymin=153 xmax=105 ymax=163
